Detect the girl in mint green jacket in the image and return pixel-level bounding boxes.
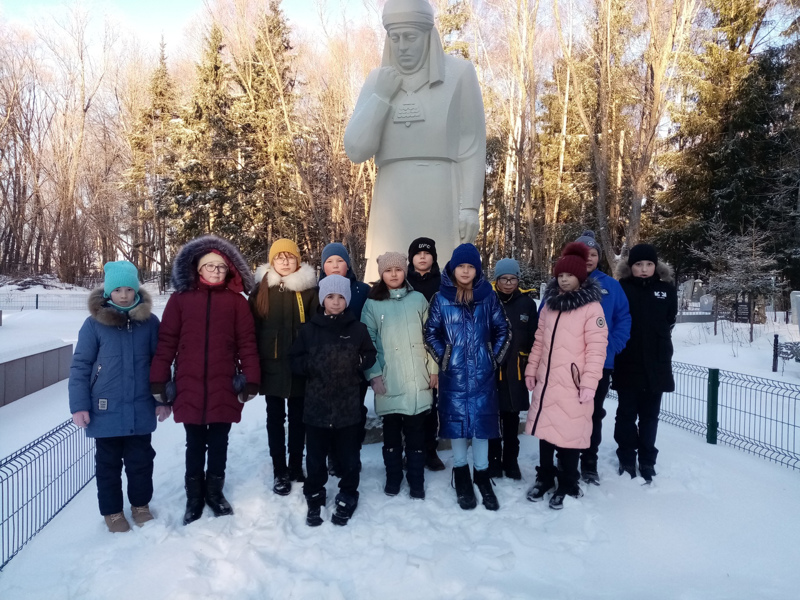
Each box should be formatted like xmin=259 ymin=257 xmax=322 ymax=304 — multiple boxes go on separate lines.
xmin=362 ymin=252 xmax=438 ymax=500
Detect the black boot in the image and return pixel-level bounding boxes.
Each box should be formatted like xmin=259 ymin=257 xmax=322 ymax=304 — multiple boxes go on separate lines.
xmin=183 ymin=474 xmax=205 ymax=525
xmin=487 ymin=439 xmax=504 ymax=479
xmin=273 ymin=466 xmax=291 ymax=496
xmin=549 ymin=477 xmax=583 ymax=510
xmin=205 ymin=473 xmax=234 ymax=517
xmin=502 ymin=440 xmax=522 ymax=480
xmin=639 ymin=464 xmax=656 ymax=483
xmin=526 ymin=466 xmax=556 ymax=502
xmin=451 ymin=465 xmax=477 ymax=510
xmin=425 ymin=449 xmax=446 ymax=471
xmin=305 ymin=489 xmax=326 ymax=527
xmin=383 ymin=446 xmax=403 ymax=496
xmin=618 ymin=462 xmax=636 ymax=479
xmin=406 ymin=449 xmax=426 ymax=499
xmin=331 ymin=492 xmax=358 ymax=526
xmin=581 ymin=458 xmax=600 ymax=486
xmin=473 ymin=468 xmax=499 ymax=511
xmin=289 ymin=454 xmax=306 ymax=483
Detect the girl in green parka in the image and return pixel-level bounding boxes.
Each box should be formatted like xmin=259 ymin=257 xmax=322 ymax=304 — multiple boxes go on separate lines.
xmin=361 ymin=252 xmax=438 ymax=499
xmin=249 ymin=239 xmax=319 ymax=496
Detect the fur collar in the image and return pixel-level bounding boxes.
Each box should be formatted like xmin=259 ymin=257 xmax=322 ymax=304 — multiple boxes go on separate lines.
xmin=88 ymin=287 xmax=153 ymax=327
xmin=254 ymin=262 xmax=317 ymax=292
xmin=171 ymin=235 xmax=255 ymax=293
xmin=614 ymin=260 xmax=674 ymax=284
xmin=543 ymin=277 xmax=603 ymax=312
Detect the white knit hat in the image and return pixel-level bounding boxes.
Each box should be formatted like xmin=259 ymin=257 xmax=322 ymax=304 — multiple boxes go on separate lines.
xmin=318 ymin=274 xmax=351 ymax=307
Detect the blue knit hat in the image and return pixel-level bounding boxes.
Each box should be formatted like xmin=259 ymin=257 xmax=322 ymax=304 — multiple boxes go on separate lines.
xmin=321 ymin=243 xmax=352 ymax=269
xmin=447 ymin=243 xmax=483 ymax=279
xmin=493 ymin=258 xmax=520 ymax=280
xmin=103 ymin=261 xmax=140 ymax=297
xmin=575 ymin=230 xmax=599 ymax=250
xmin=318 ymin=274 xmax=351 ymax=307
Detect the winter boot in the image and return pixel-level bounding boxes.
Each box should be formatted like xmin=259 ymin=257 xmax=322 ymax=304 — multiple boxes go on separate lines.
xmin=580 ymin=458 xmax=600 ymax=486
xmin=473 ymin=468 xmax=500 ymax=511
xmin=104 ymin=512 xmax=131 ymax=533
xmin=451 ymin=465 xmax=477 ymax=510
xmin=273 ymin=466 xmax=292 ymax=496
xmin=502 ymin=442 xmax=522 ymax=480
xmin=639 ymin=464 xmax=656 ymax=484
xmin=618 ymin=462 xmax=636 ymax=479
xmin=487 ymin=439 xmax=504 ymax=479
xmin=526 ymin=466 xmax=557 ymax=502
xmin=549 ymin=481 xmax=583 ymax=510
xmin=331 ymin=492 xmax=359 ymax=526
xmin=183 ymin=474 xmax=205 ymax=525
xmin=425 ymin=449 xmax=446 ymax=471
xmin=288 ymin=454 xmax=306 ymax=483
xmin=205 ymin=473 xmax=234 ymax=517
xmin=130 ymin=504 xmax=154 ymax=527
xmin=406 ymin=449 xmax=426 ymax=499
xmin=383 ymin=446 xmax=403 ymax=497
xmin=305 ymin=489 xmax=326 ymax=527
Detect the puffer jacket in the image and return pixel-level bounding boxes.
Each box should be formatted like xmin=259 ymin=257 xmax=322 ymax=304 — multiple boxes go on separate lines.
xmin=496 ymin=288 xmax=538 ymax=412
xmin=611 ymin=261 xmax=677 ymax=393
xmin=361 ymin=285 xmax=437 ymax=417
xmin=424 ymin=267 xmax=510 ymax=439
xmin=249 ymin=262 xmax=318 ymax=398
xmin=150 ymin=236 xmax=260 ymax=425
xmin=589 ymin=269 xmax=631 ymax=370
xmin=524 ymin=278 xmax=608 ymax=449
xmin=69 ymin=288 xmax=160 ymax=438
xmin=290 ymin=311 xmax=377 ymax=428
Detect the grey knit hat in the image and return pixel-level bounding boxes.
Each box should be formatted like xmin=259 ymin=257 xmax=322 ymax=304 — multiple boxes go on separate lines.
xmin=574 ymin=230 xmax=599 ymax=250
xmin=318 ymin=274 xmax=351 ymax=306
xmin=493 ymin=258 xmax=520 ymax=280
xmin=377 ymin=252 xmax=408 ymax=277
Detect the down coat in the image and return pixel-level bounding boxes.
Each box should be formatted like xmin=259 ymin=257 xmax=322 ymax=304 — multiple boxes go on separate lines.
xmin=524 ymin=278 xmax=608 ymax=449
xmin=361 ymin=285 xmax=437 ymax=417
xmin=149 ymin=236 xmax=260 ymax=425
xmin=424 ymin=267 xmax=510 ymax=440
xmin=249 ymin=263 xmax=318 ymax=398
xmin=496 ymin=288 xmax=538 ymax=412
xmin=69 ymin=288 xmax=160 ymax=438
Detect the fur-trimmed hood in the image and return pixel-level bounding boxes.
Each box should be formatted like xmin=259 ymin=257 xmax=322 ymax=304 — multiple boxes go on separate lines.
xmin=614 ymin=260 xmax=674 ymax=284
xmin=171 ymin=235 xmax=255 ymax=293
xmin=543 ymin=276 xmax=603 ymax=312
xmin=254 ymin=262 xmax=317 ymax=292
xmin=88 ymin=287 xmax=153 ymax=327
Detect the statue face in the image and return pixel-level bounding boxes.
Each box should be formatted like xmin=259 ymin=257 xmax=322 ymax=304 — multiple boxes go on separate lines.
xmin=387 ymin=26 xmax=428 ymax=73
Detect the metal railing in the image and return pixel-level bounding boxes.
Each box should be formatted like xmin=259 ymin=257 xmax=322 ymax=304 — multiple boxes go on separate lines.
xmin=0 ymin=292 xmax=172 ymax=311
xmin=608 ymin=362 xmax=800 ymax=470
xmin=0 ymin=420 xmax=95 ymax=570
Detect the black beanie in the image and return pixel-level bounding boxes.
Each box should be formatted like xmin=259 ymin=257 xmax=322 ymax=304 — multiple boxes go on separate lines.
xmin=408 ymin=237 xmax=437 ymax=264
xmin=627 ymin=243 xmax=658 ymax=266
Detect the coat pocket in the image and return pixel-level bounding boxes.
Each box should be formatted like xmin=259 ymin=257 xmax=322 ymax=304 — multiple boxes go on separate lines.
xmin=570 ymin=363 xmax=581 ymax=391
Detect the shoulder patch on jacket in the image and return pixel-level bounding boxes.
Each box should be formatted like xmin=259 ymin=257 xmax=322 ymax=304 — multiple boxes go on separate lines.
xmin=596 ymin=317 xmax=606 ymax=328
xmin=601 ymin=288 xmax=609 ymax=295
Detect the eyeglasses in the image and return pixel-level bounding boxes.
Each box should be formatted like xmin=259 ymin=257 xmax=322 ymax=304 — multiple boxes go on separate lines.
xmin=274 ymin=254 xmax=298 ymax=263
xmin=497 ymin=277 xmax=519 ymax=284
xmin=201 ymin=264 xmax=228 ymax=274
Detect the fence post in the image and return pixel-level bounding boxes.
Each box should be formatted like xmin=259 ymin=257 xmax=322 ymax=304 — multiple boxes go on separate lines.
xmin=773 ymin=334 xmax=779 ymax=372
xmin=35 ymin=294 xmax=39 ymax=309
xmin=706 ymin=368 xmax=719 ymax=444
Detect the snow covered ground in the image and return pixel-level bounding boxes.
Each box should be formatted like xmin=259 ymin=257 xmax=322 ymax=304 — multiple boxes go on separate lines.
xmin=1 ymin=305 xmax=799 ymax=599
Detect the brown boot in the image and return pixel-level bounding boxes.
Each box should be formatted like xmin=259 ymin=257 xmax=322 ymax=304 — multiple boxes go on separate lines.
xmin=104 ymin=512 xmax=131 ymax=533
xmin=131 ymin=504 xmax=154 ymax=527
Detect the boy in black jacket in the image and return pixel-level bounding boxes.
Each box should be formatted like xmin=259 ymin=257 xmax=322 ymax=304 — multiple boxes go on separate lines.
xmin=291 ymin=274 xmax=377 ymax=526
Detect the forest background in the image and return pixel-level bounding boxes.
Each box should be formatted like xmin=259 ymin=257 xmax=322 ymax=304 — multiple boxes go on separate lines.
xmin=1 ymin=0 xmax=799 ymax=300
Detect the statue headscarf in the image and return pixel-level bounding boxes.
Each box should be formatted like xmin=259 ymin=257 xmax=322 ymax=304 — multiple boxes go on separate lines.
xmin=381 ymin=0 xmax=446 ymax=85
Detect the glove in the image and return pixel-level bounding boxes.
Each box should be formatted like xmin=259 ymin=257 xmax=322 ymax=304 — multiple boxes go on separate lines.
xmin=429 ymin=373 xmax=439 ymax=390
xmin=72 ymin=411 xmax=90 ymax=428
xmin=238 ymin=382 xmax=259 ymax=404
xmin=579 ymin=387 xmax=595 ymax=404
xmin=155 ymin=405 xmax=172 ymax=422
xmin=525 ymin=375 xmax=536 ymax=391
xmin=371 ymin=376 xmax=387 ymax=396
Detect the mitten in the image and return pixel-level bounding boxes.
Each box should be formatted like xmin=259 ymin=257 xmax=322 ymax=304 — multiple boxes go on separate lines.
xmin=238 ymin=382 xmax=259 ymax=404
xmin=72 ymin=411 xmax=90 ymax=428
xmin=371 ymin=376 xmax=387 ymax=396
xmin=579 ymin=387 xmax=595 ymax=404
xmin=155 ymin=405 xmax=172 ymax=422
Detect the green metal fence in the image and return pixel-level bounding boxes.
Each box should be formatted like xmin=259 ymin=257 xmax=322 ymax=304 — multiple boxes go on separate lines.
xmin=608 ymin=362 xmax=800 ymax=470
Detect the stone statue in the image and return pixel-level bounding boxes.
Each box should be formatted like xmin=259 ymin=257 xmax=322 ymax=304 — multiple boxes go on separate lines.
xmin=344 ymin=0 xmax=486 ymax=283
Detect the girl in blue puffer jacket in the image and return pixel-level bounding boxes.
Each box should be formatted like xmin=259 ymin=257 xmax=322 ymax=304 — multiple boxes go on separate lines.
xmin=424 ymin=244 xmax=510 ymax=511
xmin=69 ymin=261 xmax=170 ymax=533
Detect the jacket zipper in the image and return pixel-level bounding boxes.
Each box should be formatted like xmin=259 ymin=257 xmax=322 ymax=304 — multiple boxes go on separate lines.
xmin=202 ymin=290 xmax=212 ymax=424
xmin=531 ymin=311 xmax=562 ymax=435
xmin=90 ymin=364 xmax=102 ymax=390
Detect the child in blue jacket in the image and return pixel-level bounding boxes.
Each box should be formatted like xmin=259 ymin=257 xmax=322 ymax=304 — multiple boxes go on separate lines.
xmin=69 ymin=261 xmax=170 ymax=532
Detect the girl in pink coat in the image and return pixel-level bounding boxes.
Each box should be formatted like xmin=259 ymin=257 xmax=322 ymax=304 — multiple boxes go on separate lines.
xmin=524 ymin=242 xmax=608 ymax=509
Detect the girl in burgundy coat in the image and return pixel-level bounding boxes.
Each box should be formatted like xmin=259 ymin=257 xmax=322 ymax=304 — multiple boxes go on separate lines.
xmin=150 ymin=235 xmax=260 ymax=525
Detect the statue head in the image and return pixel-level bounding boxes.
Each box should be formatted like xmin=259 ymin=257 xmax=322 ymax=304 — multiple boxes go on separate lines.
xmin=381 ymin=0 xmax=444 ymax=81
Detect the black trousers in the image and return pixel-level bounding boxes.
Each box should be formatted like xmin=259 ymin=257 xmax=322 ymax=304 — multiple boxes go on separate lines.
xmin=184 ymin=423 xmax=232 ymax=478
xmin=489 ymin=410 xmax=521 ymax=459
xmin=424 ymin=389 xmax=439 ymax=453
xmin=581 ymin=369 xmax=613 ymax=465
xmin=614 ymin=388 xmax=663 ymax=467
xmin=383 ymin=411 xmax=427 ymax=453
xmin=265 ymin=395 xmax=305 ymax=470
xmin=359 ymin=380 xmax=369 ymax=446
xmin=305 ymin=423 xmax=361 ymax=500
xmin=539 ymin=439 xmax=579 ymax=488
xmin=95 ymin=434 xmax=155 ymax=516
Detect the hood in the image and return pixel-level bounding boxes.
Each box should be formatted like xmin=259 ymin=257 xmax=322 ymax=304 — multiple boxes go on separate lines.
xmin=254 ymin=262 xmax=317 ymax=292
xmin=439 ymin=262 xmax=494 ymax=303
xmin=614 ymin=260 xmax=674 ymax=284
xmin=171 ymin=235 xmax=255 ymax=293
xmin=88 ymin=287 xmax=153 ymax=327
xmin=543 ymin=277 xmax=603 ymax=312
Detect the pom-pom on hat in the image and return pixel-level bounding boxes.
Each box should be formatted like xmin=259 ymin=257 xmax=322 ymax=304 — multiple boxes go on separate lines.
xmin=318 ymin=274 xmax=351 ymax=307
xmin=627 ymin=243 xmax=658 ymax=267
xmin=103 ymin=261 xmax=140 ymax=297
xmin=553 ymin=242 xmax=590 ymax=283
xmin=408 ymin=237 xmax=437 ymax=264
xmin=377 ymin=252 xmax=408 ymax=277
xmin=321 ymin=243 xmax=352 ymax=270
xmin=493 ymin=258 xmax=520 ymax=280
xmin=269 ymin=239 xmax=301 ymax=264
xmin=575 ymin=230 xmax=599 ymax=250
